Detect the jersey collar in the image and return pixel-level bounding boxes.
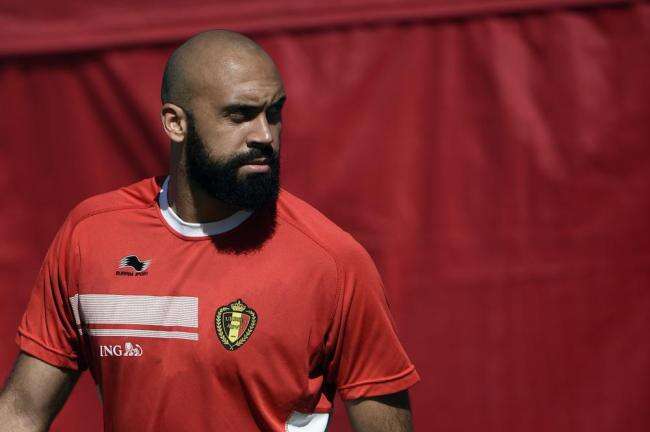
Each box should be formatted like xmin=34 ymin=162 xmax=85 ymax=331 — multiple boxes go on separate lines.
xmin=158 ymin=176 xmax=253 ymax=238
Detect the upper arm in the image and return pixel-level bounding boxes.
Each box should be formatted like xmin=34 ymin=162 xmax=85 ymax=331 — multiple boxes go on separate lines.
xmin=0 ymin=352 xmax=80 ymax=431
xmin=345 ymin=390 xmax=414 ymax=432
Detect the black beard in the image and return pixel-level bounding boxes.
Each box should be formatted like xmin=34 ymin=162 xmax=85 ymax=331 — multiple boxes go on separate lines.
xmin=184 ymin=112 xmax=280 ymax=211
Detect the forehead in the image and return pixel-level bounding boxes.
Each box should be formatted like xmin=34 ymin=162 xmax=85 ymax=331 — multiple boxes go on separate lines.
xmin=226 ymin=79 xmax=285 ymax=105
xmin=199 ymin=57 xmax=284 ymax=106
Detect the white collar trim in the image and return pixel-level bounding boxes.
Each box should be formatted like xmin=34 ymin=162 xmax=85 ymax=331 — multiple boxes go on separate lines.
xmin=158 ymin=176 xmax=252 ymax=238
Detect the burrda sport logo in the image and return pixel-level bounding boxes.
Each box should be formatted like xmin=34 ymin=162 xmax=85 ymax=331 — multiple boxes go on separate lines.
xmin=99 ymin=342 xmax=143 ymax=357
xmin=115 ymin=255 xmax=151 ymax=277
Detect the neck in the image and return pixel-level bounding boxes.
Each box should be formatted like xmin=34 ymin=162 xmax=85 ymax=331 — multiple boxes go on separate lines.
xmin=168 ymin=151 xmax=242 ymax=223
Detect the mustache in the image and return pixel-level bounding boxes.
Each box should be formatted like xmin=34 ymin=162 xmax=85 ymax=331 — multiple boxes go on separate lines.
xmin=230 ymin=148 xmax=279 ymax=166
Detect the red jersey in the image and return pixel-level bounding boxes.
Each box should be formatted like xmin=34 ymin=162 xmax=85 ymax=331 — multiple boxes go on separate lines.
xmin=16 ymin=176 xmax=419 ymax=431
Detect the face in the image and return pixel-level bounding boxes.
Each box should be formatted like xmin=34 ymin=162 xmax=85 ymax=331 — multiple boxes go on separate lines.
xmin=183 ymin=60 xmax=286 ymax=210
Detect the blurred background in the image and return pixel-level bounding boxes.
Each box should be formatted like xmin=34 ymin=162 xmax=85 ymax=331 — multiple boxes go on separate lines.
xmin=1 ymin=0 xmax=649 ymax=431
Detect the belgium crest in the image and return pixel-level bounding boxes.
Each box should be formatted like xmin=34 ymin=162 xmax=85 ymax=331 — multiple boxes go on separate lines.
xmin=215 ymin=299 xmax=257 ymax=351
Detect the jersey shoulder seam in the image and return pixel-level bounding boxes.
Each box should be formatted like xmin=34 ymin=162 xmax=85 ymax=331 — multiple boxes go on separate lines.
xmin=276 ymin=213 xmax=344 ymax=266
xmin=69 ymin=203 xmax=156 ymax=303
xmin=276 ymin=213 xmax=350 ymax=332
xmin=71 ymin=202 xmax=156 ymax=233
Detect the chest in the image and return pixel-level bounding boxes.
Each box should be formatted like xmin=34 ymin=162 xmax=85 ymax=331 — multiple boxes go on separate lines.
xmin=74 ymin=231 xmax=337 ymax=392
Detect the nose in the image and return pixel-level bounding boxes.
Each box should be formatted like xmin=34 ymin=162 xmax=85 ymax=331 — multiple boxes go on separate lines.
xmin=246 ymin=113 xmax=274 ymax=148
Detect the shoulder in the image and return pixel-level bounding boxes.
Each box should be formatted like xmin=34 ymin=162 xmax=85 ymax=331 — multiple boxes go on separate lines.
xmin=276 ymin=189 xmax=376 ymax=272
xmin=65 ymin=176 xmax=161 ymax=232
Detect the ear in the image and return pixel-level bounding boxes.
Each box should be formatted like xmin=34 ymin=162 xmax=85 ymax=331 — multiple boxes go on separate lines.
xmin=161 ymin=103 xmax=188 ymax=143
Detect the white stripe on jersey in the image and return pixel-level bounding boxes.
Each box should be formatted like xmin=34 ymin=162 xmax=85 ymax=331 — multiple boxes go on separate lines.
xmin=87 ymin=328 xmax=198 ymax=341
xmin=69 ymin=294 xmax=199 ymax=341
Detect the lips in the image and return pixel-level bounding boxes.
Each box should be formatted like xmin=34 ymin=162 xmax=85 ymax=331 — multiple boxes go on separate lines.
xmin=243 ymin=158 xmax=270 ymax=166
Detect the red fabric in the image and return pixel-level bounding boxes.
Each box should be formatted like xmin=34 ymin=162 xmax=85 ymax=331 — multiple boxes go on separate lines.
xmin=0 ymin=0 xmax=630 ymax=55
xmin=1 ymin=1 xmax=649 ymax=431
xmin=15 ymin=176 xmax=417 ymax=430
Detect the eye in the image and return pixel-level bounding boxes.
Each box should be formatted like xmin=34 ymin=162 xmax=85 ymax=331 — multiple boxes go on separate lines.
xmin=228 ymin=109 xmax=257 ymax=123
xmin=228 ymin=112 xmax=247 ymax=123
xmin=266 ymin=100 xmax=285 ymax=125
xmin=266 ymin=107 xmax=282 ymax=125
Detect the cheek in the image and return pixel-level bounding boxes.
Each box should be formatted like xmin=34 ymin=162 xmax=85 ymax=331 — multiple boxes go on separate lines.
xmin=202 ymin=127 xmax=247 ymax=157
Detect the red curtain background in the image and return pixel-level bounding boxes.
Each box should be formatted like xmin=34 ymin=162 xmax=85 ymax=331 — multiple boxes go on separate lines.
xmin=1 ymin=1 xmax=648 ymax=431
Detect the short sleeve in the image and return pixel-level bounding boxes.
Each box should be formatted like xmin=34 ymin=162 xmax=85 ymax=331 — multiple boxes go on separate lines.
xmin=15 ymin=214 xmax=85 ymax=371
xmin=324 ymin=241 xmax=420 ymax=400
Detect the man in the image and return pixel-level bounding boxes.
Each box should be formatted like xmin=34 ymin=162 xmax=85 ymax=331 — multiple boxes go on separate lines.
xmin=0 ymin=30 xmax=419 ymax=431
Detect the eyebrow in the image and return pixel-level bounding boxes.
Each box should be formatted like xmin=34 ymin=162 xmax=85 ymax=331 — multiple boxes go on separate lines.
xmin=270 ymin=95 xmax=287 ymax=108
xmin=223 ymin=95 xmax=287 ymax=114
xmin=222 ymin=104 xmax=260 ymax=115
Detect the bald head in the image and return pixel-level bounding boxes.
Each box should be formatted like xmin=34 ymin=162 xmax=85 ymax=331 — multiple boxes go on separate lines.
xmin=161 ymin=30 xmax=279 ymax=108
xmin=159 ymin=29 xmax=285 ymax=212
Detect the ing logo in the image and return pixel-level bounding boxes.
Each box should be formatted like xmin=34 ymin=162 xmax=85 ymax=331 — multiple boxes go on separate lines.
xmin=99 ymin=342 xmax=143 ymax=357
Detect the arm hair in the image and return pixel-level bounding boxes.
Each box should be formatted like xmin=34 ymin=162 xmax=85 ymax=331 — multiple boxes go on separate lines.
xmin=0 ymin=353 xmax=79 ymax=432
xmin=345 ymin=390 xmax=414 ymax=432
